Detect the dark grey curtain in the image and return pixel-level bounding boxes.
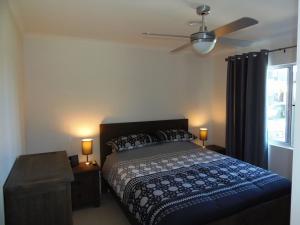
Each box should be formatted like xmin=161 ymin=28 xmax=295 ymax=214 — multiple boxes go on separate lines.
xmin=226 ymin=50 xmax=269 ymax=169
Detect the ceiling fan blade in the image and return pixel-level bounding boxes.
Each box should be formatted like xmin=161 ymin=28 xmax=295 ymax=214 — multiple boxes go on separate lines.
xmin=213 ymin=17 xmax=258 ymax=37
xmin=142 ymin=32 xmax=190 ymax=39
xmin=170 ymin=43 xmax=191 ymax=53
xmin=219 ymin=37 xmax=255 ymax=47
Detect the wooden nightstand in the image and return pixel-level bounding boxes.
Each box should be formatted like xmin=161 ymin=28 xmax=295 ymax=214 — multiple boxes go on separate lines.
xmin=206 ymin=145 xmax=226 ymax=155
xmin=71 ymin=162 xmax=100 ymax=210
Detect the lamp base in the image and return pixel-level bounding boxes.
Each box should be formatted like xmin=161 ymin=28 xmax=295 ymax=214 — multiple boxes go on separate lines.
xmin=202 ymin=140 xmax=206 ymax=149
xmin=85 ymin=155 xmax=92 ymax=165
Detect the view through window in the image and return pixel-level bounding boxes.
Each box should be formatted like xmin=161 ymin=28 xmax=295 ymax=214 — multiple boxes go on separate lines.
xmin=267 ymin=64 xmax=296 ymax=146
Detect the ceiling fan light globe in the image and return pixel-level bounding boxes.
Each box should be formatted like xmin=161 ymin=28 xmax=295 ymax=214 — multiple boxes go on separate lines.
xmin=192 ymin=39 xmax=216 ymax=54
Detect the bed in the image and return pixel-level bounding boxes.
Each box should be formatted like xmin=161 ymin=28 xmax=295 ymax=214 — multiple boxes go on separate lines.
xmin=100 ymin=119 xmax=291 ymax=225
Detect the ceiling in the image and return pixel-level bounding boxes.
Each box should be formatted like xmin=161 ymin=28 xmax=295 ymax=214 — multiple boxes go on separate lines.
xmin=10 ymin=0 xmax=298 ymax=50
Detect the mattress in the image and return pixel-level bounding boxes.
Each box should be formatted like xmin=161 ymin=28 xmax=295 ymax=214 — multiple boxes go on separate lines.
xmin=102 ymin=142 xmax=291 ymax=225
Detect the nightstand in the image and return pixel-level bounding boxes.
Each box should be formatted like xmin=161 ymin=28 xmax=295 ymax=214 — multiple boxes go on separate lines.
xmin=71 ymin=162 xmax=100 ymax=210
xmin=206 ymin=145 xmax=226 ymax=155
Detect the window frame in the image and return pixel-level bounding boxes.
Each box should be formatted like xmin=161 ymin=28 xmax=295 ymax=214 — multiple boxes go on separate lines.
xmin=267 ymin=63 xmax=296 ymax=147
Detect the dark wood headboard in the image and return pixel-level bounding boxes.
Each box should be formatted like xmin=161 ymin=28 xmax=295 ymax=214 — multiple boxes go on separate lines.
xmin=99 ymin=119 xmax=188 ymax=168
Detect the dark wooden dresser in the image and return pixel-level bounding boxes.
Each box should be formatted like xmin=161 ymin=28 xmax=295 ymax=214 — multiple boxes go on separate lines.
xmin=4 ymin=151 xmax=74 ymax=225
xmin=71 ymin=162 xmax=100 ymax=210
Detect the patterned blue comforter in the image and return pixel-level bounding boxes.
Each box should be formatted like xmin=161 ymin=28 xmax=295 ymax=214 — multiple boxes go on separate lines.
xmin=103 ymin=146 xmax=291 ymax=225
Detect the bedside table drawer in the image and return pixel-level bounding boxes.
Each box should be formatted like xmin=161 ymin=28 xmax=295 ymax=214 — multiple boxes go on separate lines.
xmin=74 ymin=172 xmax=98 ymax=184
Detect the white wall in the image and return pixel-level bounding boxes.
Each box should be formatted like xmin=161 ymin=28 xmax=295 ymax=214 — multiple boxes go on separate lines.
xmin=24 ymin=33 xmax=297 ymax=180
xmin=290 ymin=0 xmax=300 ymax=222
xmin=210 ymin=52 xmax=230 ymax=147
xmin=268 ymin=145 xmax=293 ymax=179
xmin=24 ymin=35 xmax=214 ymax=163
xmin=0 ymin=0 xmax=25 ymax=223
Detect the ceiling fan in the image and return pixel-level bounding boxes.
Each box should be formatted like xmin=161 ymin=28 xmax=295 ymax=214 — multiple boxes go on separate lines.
xmin=143 ymin=5 xmax=259 ymax=55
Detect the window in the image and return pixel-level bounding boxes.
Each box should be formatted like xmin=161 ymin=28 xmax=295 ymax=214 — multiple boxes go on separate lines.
xmin=267 ymin=64 xmax=296 ymax=146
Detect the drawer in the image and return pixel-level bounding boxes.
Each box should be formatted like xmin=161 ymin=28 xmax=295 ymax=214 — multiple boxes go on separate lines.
xmin=74 ymin=172 xmax=98 ymax=184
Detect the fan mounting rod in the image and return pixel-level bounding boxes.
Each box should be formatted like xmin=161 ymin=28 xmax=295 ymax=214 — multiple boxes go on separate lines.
xmin=197 ymin=5 xmax=210 ymax=32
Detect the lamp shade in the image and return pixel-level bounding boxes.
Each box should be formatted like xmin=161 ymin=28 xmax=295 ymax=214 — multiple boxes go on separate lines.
xmin=192 ymin=39 xmax=216 ymax=54
xmin=199 ymin=128 xmax=208 ymax=141
xmin=81 ymin=138 xmax=93 ymax=155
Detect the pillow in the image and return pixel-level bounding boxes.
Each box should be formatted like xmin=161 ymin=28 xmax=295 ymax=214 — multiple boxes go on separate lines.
xmin=156 ymin=129 xmax=196 ymax=142
xmin=107 ymin=133 xmax=159 ymax=152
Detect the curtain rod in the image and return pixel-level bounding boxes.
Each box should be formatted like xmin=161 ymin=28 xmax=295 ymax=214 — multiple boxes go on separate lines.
xmin=225 ymin=45 xmax=297 ymax=61
xmin=268 ymin=45 xmax=297 ymax=53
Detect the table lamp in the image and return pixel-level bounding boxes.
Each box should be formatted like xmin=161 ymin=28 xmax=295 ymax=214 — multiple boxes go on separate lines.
xmin=199 ymin=128 xmax=208 ymax=148
xmin=81 ymin=138 xmax=93 ymax=165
